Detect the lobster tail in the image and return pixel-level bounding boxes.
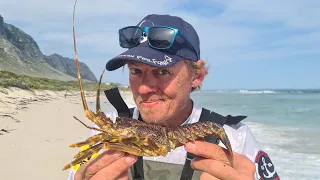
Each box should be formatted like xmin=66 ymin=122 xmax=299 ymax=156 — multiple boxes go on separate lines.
xmin=167 ymin=121 xmax=233 ymax=159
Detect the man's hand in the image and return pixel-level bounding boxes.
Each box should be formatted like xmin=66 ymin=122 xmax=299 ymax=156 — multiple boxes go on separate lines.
xmin=74 ymin=150 xmax=137 ymax=180
xmin=184 ymin=141 xmax=256 ymax=180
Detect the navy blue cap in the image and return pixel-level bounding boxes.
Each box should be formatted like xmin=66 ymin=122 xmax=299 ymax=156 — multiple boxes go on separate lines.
xmin=105 ymin=14 xmax=200 ymax=71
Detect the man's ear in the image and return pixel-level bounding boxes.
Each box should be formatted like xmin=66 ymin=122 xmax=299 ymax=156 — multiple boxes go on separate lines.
xmin=191 ymin=60 xmax=206 ymax=88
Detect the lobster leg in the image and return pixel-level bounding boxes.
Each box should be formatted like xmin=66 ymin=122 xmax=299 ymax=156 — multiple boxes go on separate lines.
xmin=62 ymin=143 xmax=104 ymax=170
xmin=73 ymin=116 xmax=106 ymax=133
xmin=102 ymin=143 xmax=145 ymax=156
xmin=70 ymin=136 xmax=143 ymax=161
xmin=69 ymin=133 xmax=104 ymax=148
xmin=101 ymin=142 xmax=161 ymax=156
xmin=73 ymin=142 xmax=104 ymax=159
xmin=105 ymin=136 xmax=164 ymax=156
xmin=122 ymin=136 xmax=168 ymax=156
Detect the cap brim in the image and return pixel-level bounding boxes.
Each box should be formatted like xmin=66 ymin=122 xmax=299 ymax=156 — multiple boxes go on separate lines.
xmin=105 ymin=46 xmax=184 ymax=71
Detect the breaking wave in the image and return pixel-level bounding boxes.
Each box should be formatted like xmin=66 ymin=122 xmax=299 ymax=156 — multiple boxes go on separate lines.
xmin=239 ymin=90 xmax=277 ymax=94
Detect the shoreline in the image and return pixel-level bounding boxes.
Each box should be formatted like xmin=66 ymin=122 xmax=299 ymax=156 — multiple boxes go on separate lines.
xmin=0 ymin=87 xmax=134 ymax=180
xmin=0 ymin=87 xmax=132 ymax=132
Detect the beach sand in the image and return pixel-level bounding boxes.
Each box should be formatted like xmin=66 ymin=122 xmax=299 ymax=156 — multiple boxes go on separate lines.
xmin=0 ymin=87 xmax=134 ymax=180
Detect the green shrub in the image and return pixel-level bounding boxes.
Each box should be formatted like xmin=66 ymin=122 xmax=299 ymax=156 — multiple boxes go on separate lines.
xmin=0 ymin=70 xmax=130 ymax=92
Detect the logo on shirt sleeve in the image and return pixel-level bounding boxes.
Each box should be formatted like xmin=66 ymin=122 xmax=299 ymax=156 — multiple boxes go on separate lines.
xmin=254 ymin=150 xmax=280 ymax=180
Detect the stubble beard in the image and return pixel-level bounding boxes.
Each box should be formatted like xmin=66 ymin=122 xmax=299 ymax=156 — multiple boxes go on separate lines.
xmin=135 ymin=100 xmax=171 ymax=126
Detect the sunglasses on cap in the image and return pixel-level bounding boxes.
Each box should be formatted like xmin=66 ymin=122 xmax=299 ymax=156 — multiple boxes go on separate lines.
xmin=118 ymin=26 xmax=199 ymax=60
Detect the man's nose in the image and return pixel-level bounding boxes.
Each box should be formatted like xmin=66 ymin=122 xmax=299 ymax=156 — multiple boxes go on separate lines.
xmin=138 ymin=74 xmax=157 ymax=94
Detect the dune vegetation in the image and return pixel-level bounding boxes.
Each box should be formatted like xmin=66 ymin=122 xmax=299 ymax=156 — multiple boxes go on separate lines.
xmin=0 ymin=70 xmax=129 ymax=92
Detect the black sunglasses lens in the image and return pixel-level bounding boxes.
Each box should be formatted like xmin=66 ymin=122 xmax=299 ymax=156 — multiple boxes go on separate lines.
xmin=119 ymin=27 xmax=141 ymax=48
xmin=148 ymin=27 xmax=175 ymax=48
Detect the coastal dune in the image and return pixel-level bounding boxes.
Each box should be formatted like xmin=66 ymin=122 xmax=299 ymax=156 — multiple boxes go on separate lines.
xmin=0 ymin=87 xmax=134 ymax=180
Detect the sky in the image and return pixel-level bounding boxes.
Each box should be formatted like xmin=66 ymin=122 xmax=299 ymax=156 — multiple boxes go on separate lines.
xmin=0 ymin=0 xmax=319 ymax=90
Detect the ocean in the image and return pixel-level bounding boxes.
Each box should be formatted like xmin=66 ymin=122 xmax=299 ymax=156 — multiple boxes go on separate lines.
xmin=191 ymin=89 xmax=320 ymax=180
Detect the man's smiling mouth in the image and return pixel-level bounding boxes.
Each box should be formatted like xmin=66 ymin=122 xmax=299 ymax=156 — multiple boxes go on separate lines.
xmin=140 ymin=99 xmax=163 ymax=108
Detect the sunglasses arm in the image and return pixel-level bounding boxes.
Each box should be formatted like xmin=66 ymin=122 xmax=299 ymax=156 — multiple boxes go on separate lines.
xmin=177 ymin=32 xmax=199 ymax=60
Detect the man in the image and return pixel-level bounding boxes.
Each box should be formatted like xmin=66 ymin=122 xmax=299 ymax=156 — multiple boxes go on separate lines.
xmin=67 ymin=14 xmax=280 ymax=180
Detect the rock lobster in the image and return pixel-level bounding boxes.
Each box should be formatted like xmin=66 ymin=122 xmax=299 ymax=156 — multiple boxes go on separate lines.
xmin=62 ymin=0 xmax=234 ymax=171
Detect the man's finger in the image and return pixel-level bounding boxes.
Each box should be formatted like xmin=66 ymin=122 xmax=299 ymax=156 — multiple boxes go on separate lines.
xmin=117 ymin=170 xmax=130 ymax=180
xmin=91 ymin=154 xmax=137 ymax=180
xmin=184 ymin=141 xmax=234 ymax=166
xmin=192 ymin=157 xmax=239 ymax=180
xmin=74 ymin=150 xmax=125 ymax=180
xmin=200 ymin=172 xmax=220 ymax=180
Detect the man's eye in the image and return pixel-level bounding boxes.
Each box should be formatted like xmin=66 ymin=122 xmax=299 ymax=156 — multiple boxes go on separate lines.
xmin=158 ymin=69 xmax=170 ymax=75
xmin=130 ymin=68 xmax=141 ymax=74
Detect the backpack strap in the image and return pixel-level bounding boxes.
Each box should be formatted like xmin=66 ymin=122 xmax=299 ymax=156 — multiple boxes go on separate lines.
xmin=129 ymin=107 xmax=145 ymax=180
xmin=129 ymin=107 xmax=143 ymax=122
xmin=225 ymin=114 xmax=247 ymax=124
xmin=104 ymin=88 xmax=144 ymax=179
xmin=103 ymin=87 xmax=130 ymax=117
xmin=180 ymin=108 xmax=247 ymax=180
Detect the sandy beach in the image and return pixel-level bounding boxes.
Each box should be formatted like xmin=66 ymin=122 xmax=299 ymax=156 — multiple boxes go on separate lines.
xmin=0 ymin=87 xmax=134 ymax=180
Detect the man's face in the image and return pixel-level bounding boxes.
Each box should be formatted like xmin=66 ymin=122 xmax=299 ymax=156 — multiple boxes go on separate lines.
xmin=127 ymin=61 xmax=198 ymax=126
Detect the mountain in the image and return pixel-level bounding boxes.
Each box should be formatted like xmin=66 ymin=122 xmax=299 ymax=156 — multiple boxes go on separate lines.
xmin=44 ymin=54 xmax=97 ymax=82
xmin=0 ymin=14 xmax=98 ymax=82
